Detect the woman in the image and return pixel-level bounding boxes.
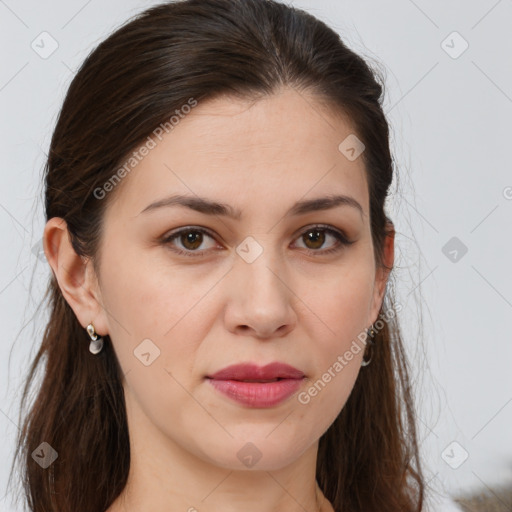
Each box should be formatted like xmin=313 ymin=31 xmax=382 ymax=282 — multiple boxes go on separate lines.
xmin=11 ymin=0 xmax=451 ymax=511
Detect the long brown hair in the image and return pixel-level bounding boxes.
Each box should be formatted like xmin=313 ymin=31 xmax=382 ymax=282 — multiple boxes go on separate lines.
xmin=11 ymin=1 xmax=426 ymax=510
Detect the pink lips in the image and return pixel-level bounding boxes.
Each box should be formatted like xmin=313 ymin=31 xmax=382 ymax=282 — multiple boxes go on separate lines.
xmin=206 ymin=362 xmax=305 ymax=408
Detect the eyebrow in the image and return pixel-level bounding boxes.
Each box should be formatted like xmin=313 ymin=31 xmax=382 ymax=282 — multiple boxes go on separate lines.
xmin=139 ymin=193 xmax=364 ymax=219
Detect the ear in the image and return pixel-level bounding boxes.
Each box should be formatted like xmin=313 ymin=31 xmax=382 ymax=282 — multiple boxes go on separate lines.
xmin=43 ymin=217 xmax=109 ymax=336
xmin=368 ymin=220 xmax=395 ymax=324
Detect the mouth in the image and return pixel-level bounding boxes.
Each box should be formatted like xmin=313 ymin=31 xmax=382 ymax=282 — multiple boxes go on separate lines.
xmin=215 ymin=378 xmax=282 ymax=383
xmin=206 ymin=361 xmax=305 ymax=382
xmin=206 ymin=376 xmax=304 ymax=408
xmin=205 ymin=362 xmax=305 ymax=407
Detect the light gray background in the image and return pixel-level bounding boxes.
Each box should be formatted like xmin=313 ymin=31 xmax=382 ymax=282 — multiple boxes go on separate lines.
xmin=1 ymin=1 xmax=511 ymax=510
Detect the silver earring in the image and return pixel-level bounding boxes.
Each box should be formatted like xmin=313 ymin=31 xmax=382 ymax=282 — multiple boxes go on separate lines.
xmin=361 ymin=324 xmax=376 ymax=367
xmin=87 ymin=323 xmax=104 ymax=355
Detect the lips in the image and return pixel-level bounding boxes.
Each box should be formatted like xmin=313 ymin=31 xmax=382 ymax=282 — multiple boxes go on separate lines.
xmin=206 ymin=362 xmax=305 ymax=381
xmin=206 ymin=362 xmax=305 ymax=407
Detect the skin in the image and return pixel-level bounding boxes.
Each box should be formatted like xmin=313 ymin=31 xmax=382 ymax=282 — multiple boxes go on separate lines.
xmin=44 ymin=86 xmax=394 ymax=512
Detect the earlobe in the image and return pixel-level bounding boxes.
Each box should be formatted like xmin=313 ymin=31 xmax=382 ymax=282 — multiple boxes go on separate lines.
xmin=43 ymin=217 xmax=108 ymax=335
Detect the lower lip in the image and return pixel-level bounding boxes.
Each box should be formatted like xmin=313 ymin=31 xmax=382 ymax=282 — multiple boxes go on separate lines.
xmin=207 ymin=378 xmax=304 ymax=407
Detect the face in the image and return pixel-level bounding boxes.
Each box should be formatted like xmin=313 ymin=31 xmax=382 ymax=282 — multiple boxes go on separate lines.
xmin=90 ymin=86 xmax=392 ymax=470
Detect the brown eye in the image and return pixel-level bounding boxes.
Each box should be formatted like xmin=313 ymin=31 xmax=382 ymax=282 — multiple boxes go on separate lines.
xmin=162 ymin=227 xmax=218 ymax=257
xmin=180 ymin=230 xmax=204 ymax=250
xmin=302 ymin=229 xmax=326 ymax=250
xmin=162 ymin=224 xmax=354 ymax=259
xmin=294 ymin=225 xmax=353 ymax=254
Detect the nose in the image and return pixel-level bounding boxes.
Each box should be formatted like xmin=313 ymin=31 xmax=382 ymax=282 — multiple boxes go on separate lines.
xmin=223 ymin=247 xmax=297 ymax=339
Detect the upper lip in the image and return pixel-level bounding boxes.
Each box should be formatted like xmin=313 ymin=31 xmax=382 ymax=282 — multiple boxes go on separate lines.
xmin=207 ymin=362 xmax=305 ymax=381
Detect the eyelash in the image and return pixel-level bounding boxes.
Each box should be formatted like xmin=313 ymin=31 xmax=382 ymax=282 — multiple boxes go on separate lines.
xmin=160 ymin=224 xmax=355 ymax=258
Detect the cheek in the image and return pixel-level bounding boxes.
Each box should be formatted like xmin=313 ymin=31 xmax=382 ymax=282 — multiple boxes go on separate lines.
xmin=298 ymin=259 xmax=374 ymax=340
xmin=99 ymin=245 xmax=200 ymax=335
xmin=294 ymin=262 xmax=372 ymax=402
xmin=298 ymin=327 xmax=364 ymax=430
xmin=293 ymin=342 xmax=362 ymax=446
xmin=98 ymin=249 xmax=212 ymax=388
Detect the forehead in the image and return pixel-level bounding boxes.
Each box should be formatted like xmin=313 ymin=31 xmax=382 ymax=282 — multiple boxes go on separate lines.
xmin=106 ymin=87 xmax=369 ymax=221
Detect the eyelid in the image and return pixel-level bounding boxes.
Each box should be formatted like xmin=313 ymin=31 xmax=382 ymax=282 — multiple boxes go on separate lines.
xmin=161 ymin=224 xmax=355 ymax=257
xmin=160 ymin=226 xmax=221 ymax=252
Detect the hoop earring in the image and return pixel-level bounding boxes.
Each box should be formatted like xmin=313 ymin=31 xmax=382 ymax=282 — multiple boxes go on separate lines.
xmin=361 ymin=324 xmax=376 ymax=367
xmin=87 ymin=323 xmax=104 ymax=355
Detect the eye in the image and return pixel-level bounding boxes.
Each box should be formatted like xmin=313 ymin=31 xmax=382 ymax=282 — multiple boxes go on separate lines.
xmin=292 ymin=225 xmax=354 ymax=255
xmin=161 ymin=225 xmax=355 ymax=258
xmin=161 ymin=227 xmax=219 ymax=257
